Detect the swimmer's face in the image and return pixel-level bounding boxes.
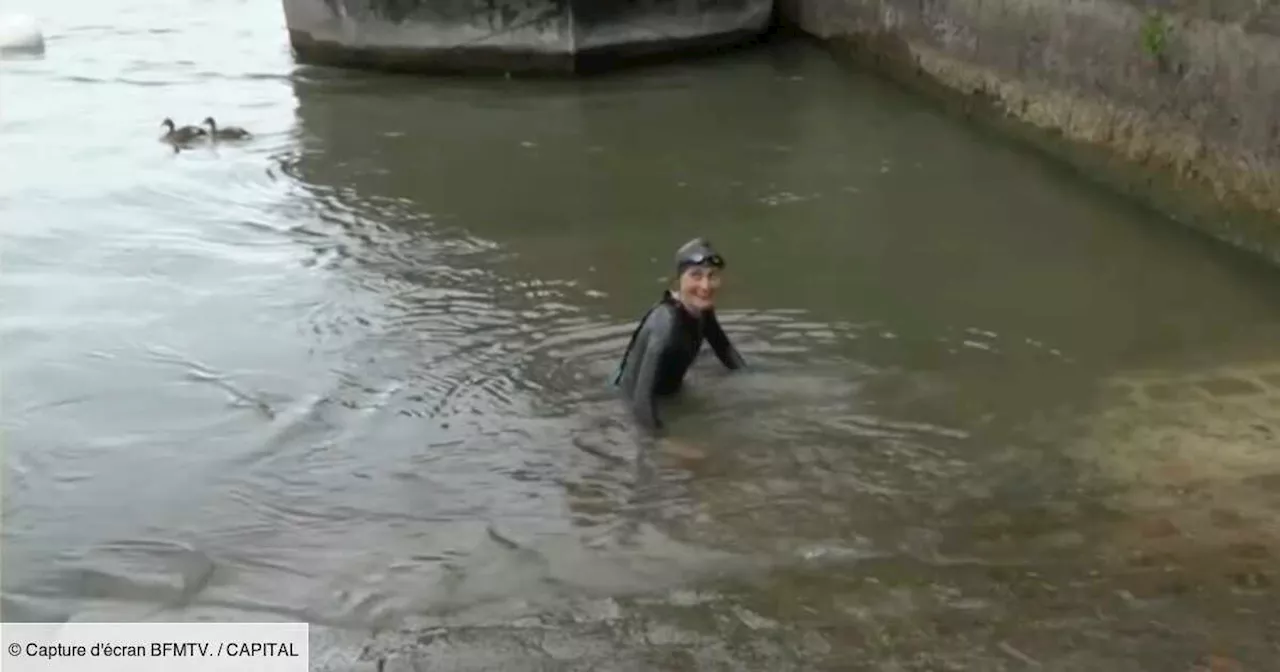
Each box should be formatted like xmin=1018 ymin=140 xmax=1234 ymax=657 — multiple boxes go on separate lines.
xmin=678 ymin=264 xmax=722 ymax=312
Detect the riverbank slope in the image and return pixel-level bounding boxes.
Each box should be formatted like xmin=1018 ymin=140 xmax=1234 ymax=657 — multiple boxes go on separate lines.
xmin=778 ymin=0 xmax=1280 ymax=264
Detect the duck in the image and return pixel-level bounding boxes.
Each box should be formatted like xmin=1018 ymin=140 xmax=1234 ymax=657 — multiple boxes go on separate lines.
xmin=202 ymin=117 xmax=251 ymax=140
xmin=161 ymin=117 xmax=207 ymax=143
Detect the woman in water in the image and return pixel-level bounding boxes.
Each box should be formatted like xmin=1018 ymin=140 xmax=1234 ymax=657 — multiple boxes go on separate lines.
xmin=613 ymin=237 xmax=746 ymax=434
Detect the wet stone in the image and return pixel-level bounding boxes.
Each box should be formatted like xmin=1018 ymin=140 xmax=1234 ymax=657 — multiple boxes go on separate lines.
xmin=732 ymin=606 xmax=780 ymax=631
xmin=1101 ymin=382 xmax=1140 ymax=405
xmin=1196 ymin=654 xmax=1245 ymax=672
xmin=745 ymin=638 xmax=797 ymax=666
xmin=664 ymin=589 xmax=717 ymax=607
xmin=1041 ymin=499 xmax=1081 ymax=519
xmin=765 ymin=478 xmax=803 ymax=495
xmin=1249 ymin=422 xmax=1276 ymax=440
xmin=1242 ymin=472 xmax=1280 ymax=491
xmin=1195 ymin=377 xmax=1265 ymax=398
xmin=802 ymin=630 xmax=832 ymax=655
xmin=644 ymin=623 xmax=701 ymax=646
xmin=1209 ymin=508 xmax=1246 ymax=528
xmin=1136 ymin=517 xmax=1181 ymax=539
xmin=945 ymin=596 xmax=990 ymax=611
xmin=1227 ymin=542 xmax=1271 ymax=561
xmin=1141 ymin=382 xmax=1202 ymax=403
xmin=1230 ymin=571 xmax=1271 ymax=590
xmin=974 ymin=511 xmax=1013 ymax=528
xmin=646 ymin=649 xmax=698 ymax=670
xmin=1036 ymin=529 xmax=1087 ymax=549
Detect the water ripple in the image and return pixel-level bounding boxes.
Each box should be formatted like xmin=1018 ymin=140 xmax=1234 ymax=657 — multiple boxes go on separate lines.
xmin=7 ymin=0 xmax=1280 ymax=663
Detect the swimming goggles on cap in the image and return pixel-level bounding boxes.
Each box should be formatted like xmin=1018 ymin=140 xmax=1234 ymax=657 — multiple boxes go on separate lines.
xmin=679 ymin=251 xmax=725 ymax=268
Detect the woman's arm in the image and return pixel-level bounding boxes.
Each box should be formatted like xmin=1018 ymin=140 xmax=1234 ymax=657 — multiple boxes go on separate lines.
xmin=703 ymin=310 xmax=745 ymax=370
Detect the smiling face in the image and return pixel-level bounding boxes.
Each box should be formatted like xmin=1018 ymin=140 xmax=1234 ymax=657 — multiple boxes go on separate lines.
xmin=677 ymin=264 xmax=722 ymax=313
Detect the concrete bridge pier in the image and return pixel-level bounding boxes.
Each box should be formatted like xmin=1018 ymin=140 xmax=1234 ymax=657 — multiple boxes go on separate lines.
xmin=282 ymin=0 xmax=776 ymax=75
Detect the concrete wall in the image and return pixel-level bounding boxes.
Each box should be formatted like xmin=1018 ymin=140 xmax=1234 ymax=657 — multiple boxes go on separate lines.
xmin=283 ymin=0 xmax=774 ymax=74
xmin=778 ymin=0 xmax=1280 ymax=263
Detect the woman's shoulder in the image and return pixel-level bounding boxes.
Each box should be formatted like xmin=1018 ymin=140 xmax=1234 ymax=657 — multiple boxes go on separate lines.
xmin=628 ymin=292 xmax=679 ymax=334
xmin=642 ymin=298 xmax=681 ymax=329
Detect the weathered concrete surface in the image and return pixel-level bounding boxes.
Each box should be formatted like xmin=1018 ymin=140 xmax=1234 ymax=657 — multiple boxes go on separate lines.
xmin=1058 ymin=355 xmax=1280 ymax=610
xmin=778 ymin=0 xmax=1280 ymax=264
xmin=283 ymin=0 xmax=775 ymax=74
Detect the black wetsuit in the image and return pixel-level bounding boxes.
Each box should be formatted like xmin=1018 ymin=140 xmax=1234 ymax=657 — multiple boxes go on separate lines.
xmin=613 ymin=291 xmax=746 ymax=433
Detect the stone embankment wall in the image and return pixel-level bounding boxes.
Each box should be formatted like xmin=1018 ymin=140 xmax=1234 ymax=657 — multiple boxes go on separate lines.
xmin=778 ymin=0 xmax=1280 ymax=263
xmin=283 ymin=0 xmax=773 ymax=74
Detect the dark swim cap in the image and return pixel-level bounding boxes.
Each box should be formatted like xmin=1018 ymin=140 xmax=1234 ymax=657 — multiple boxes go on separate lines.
xmin=674 ymin=237 xmax=725 ymax=275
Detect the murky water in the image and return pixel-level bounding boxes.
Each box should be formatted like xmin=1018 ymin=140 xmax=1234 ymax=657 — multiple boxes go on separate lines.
xmin=5 ymin=0 xmax=1280 ymax=669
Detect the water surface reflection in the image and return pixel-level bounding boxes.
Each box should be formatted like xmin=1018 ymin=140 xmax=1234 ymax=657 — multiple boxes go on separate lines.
xmin=5 ymin=1 xmax=1280 ymax=666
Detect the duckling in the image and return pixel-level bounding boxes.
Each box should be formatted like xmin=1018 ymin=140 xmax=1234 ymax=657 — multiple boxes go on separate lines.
xmin=202 ymin=117 xmax=251 ymax=140
xmin=161 ymin=117 xmax=207 ymax=143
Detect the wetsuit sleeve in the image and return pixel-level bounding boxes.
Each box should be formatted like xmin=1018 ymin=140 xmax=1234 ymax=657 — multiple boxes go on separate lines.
xmin=703 ymin=310 xmax=745 ymax=370
xmin=627 ymin=308 xmax=677 ymax=434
